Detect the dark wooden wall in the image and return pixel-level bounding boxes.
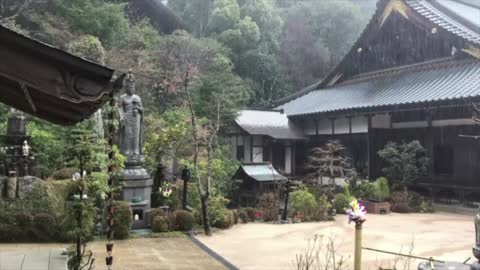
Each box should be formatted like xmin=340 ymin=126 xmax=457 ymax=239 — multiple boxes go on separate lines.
xmin=370 ymin=125 xmax=480 ymax=187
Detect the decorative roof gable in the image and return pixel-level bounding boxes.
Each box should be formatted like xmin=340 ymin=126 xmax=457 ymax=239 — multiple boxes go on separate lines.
xmin=275 ymin=0 xmax=480 ymax=107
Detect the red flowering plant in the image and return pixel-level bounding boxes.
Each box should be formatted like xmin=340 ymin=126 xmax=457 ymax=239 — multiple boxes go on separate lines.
xmin=255 ymin=211 xmax=262 ymax=221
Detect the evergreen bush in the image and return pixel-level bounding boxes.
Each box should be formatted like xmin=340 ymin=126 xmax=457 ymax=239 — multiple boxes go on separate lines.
xmin=172 ymin=210 xmax=194 ymax=231
xmin=149 ymin=208 xmax=165 ymax=225
xmin=209 ymin=196 xmax=234 ymax=228
xmin=238 ymin=208 xmax=249 ymax=223
xmin=290 ymin=188 xmax=318 ymax=221
xmin=257 ymin=193 xmax=277 ymax=222
xmin=112 ymin=200 xmax=132 ymax=239
xmin=244 ymin=207 xmax=257 ymax=222
xmin=373 ymin=177 xmax=390 ymax=201
xmin=33 ymin=213 xmax=56 ymax=241
xmin=51 ymin=167 xmax=79 ymax=180
xmin=152 ymin=216 xmax=169 ymax=233
xmin=15 ymin=213 xmax=32 ymax=228
xmin=333 ymin=193 xmax=353 ymax=214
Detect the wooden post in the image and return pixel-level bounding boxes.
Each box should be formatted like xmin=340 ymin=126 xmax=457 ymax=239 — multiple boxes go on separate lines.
xmin=354 ymin=222 xmax=363 ymax=270
xmin=106 ymin=91 xmax=116 ymax=270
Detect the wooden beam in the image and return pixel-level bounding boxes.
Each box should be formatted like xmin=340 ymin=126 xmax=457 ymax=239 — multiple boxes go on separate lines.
xmin=367 ymin=114 xmax=374 ymax=179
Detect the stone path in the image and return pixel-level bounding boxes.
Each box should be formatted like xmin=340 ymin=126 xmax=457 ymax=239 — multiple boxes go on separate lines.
xmin=0 ymin=237 xmax=227 ymax=270
xmin=197 ymin=212 xmax=475 ymax=270
xmin=0 ymin=248 xmax=66 ymax=270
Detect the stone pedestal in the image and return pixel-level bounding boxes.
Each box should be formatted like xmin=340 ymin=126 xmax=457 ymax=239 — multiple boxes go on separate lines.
xmin=120 ymin=155 xmax=153 ymax=229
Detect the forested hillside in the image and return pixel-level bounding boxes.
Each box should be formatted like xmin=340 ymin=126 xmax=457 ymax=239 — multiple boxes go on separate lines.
xmin=0 ymin=0 xmax=375 ymax=180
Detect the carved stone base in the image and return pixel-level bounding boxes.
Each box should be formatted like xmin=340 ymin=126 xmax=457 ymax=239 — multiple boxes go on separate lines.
xmin=119 ymin=155 xmax=153 ymax=229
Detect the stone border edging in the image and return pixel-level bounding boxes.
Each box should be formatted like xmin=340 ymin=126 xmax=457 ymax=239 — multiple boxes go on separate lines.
xmin=188 ymin=233 xmax=240 ymax=270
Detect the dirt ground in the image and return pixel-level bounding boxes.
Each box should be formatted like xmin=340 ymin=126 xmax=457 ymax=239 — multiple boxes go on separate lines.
xmin=197 ymin=212 xmax=474 ymax=270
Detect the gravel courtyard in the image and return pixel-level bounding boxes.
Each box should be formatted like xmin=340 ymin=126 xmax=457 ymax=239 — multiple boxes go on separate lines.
xmin=198 ymin=212 xmax=475 ymax=270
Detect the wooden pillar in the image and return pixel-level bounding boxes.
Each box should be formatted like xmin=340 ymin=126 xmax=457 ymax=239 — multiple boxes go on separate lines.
xmin=250 ymin=136 xmax=254 ymax=162
xmin=426 ymin=109 xmax=435 ymax=196
xmin=367 ymin=114 xmax=374 ymax=180
xmin=348 ymin=116 xmax=354 ymax=170
xmin=291 ymin=143 xmax=296 ymax=175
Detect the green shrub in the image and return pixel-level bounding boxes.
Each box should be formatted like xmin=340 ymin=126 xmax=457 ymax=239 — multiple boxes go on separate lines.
xmin=333 ymin=193 xmax=353 ymax=214
xmin=418 ymin=198 xmax=434 ymax=213
xmin=209 ymin=196 xmax=234 ymax=228
xmin=347 ymin=178 xmax=375 ymax=200
xmin=192 ymin=209 xmax=203 ymax=225
xmin=373 ymin=177 xmax=390 ymax=201
xmin=244 ymin=207 xmax=257 ymax=222
xmin=238 ymin=208 xmax=249 ymax=223
xmin=312 ymin=195 xmax=333 ymax=221
xmin=149 ymin=208 xmax=165 ymax=225
xmin=211 ymin=208 xmax=234 ymax=229
xmin=232 ymin=210 xmax=239 ymax=224
xmin=112 ymin=201 xmax=132 ymax=239
xmin=15 ymin=213 xmax=32 ymax=228
xmin=0 ymin=224 xmax=21 ymax=242
xmin=33 ymin=213 xmax=56 ymax=241
xmin=172 ymin=210 xmax=194 ymax=231
xmin=257 ymin=193 xmax=277 ymax=222
xmin=152 ymin=216 xmax=169 ymax=233
xmin=51 ymin=167 xmax=79 ymax=180
xmin=12 ymin=213 xmax=34 ymax=241
xmin=389 ymin=190 xmax=433 ymax=213
xmin=290 ymin=188 xmax=318 ymax=221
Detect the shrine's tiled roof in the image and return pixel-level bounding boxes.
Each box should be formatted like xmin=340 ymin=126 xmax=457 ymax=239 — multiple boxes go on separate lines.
xmin=278 ymin=59 xmax=480 ymax=116
xmin=408 ymin=0 xmax=480 ymax=44
xmin=235 ymin=110 xmax=306 ymax=140
xmin=237 ymin=163 xmax=287 ymax=182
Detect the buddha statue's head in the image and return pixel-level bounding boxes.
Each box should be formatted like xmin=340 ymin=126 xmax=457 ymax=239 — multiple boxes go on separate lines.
xmin=124 ymin=70 xmax=136 ymax=95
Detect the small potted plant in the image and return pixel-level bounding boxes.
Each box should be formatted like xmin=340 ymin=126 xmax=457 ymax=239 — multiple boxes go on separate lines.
xmin=293 ymin=212 xmax=302 ymax=223
xmin=362 ymin=177 xmax=391 ymax=214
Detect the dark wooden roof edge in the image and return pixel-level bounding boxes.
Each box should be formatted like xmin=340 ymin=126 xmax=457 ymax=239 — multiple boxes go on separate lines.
xmin=273 ymin=0 xmax=480 ymax=107
xmin=429 ymin=0 xmax=480 ymax=35
xmin=0 ymin=25 xmax=114 ymax=77
xmin=336 ymin=57 xmax=477 ymax=87
xmin=288 ymin=96 xmax=480 ymax=120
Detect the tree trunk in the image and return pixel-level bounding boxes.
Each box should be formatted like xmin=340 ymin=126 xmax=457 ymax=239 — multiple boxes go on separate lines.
xmin=200 ymin=195 xmax=212 ymax=236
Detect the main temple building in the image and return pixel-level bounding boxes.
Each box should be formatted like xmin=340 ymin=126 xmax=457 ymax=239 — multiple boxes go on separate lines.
xmin=229 ymin=0 xmax=480 ymax=203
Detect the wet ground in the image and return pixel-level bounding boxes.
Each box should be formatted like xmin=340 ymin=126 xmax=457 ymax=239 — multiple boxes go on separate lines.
xmin=0 ymin=237 xmax=226 ymax=270
xmin=198 ymin=212 xmax=474 ymax=270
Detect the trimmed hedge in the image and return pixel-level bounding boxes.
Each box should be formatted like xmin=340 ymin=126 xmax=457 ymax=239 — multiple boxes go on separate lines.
xmin=172 ymin=210 xmax=194 ymax=231
xmin=152 ymin=216 xmax=169 ymax=233
xmin=112 ymin=200 xmax=133 ymax=239
xmin=149 ymin=208 xmax=165 ymax=225
xmin=33 ymin=213 xmax=56 ymax=241
xmin=51 ymin=167 xmax=79 ymax=180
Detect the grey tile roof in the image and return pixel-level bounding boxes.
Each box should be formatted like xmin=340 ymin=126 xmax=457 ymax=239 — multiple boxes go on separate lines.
xmin=239 ymin=163 xmax=287 ymax=182
xmin=279 ymin=59 xmax=480 ymax=116
xmin=236 ymin=110 xmax=306 ymax=140
xmin=407 ymin=0 xmax=480 ymax=44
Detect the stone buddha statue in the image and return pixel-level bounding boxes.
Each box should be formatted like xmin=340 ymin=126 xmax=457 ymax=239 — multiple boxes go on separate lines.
xmin=119 ymin=70 xmax=143 ymax=157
